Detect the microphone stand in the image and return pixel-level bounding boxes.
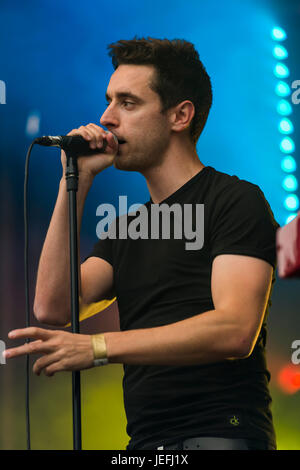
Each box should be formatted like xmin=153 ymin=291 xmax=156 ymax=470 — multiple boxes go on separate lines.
xmin=65 ymin=150 xmax=82 ymax=450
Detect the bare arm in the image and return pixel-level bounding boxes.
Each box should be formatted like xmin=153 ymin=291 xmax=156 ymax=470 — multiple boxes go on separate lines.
xmin=33 ymin=124 xmax=118 ymax=326
xmin=33 ymin=174 xmax=92 ymax=326
xmin=103 ymin=254 xmax=274 ymax=365
xmin=5 ymin=255 xmax=274 ymax=375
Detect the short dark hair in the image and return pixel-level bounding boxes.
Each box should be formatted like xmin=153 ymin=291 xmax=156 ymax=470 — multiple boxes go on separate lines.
xmin=107 ymin=37 xmax=213 ymax=145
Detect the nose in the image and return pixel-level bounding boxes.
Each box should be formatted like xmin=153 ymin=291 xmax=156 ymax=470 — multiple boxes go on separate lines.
xmin=100 ymin=103 xmax=119 ymax=129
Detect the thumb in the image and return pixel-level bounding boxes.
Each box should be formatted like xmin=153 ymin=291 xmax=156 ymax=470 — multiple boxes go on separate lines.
xmin=105 ymin=132 xmax=119 ymax=154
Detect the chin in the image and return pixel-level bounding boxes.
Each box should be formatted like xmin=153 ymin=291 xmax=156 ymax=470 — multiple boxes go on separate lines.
xmin=113 ymin=157 xmax=139 ymax=172
xmin=113 ymin=154 xmax=148 ymax=173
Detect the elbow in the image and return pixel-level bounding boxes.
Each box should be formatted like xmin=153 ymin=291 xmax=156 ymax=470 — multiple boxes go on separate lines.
xmin=233 ymin=333 xmax=255 ymax=359
xmin=223 ymin=325 xmax=256 ymax=360
xmin=33 ymin=297 xmax=70 ymax=327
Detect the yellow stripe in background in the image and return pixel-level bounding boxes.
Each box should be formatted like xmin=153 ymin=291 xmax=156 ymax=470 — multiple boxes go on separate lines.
xmin=64 ymin=297 xmax=117 ymax=328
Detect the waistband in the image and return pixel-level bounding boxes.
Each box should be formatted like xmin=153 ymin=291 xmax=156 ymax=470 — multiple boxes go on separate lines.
xmin=156 ymin=436 xmax=276 ymax=450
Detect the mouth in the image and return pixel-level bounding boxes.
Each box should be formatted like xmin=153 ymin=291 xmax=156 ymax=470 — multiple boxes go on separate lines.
xmin=113 ymin=134 xmax=126 ymax=144
xmin=116 ymin=138 xmax=127 ymax=156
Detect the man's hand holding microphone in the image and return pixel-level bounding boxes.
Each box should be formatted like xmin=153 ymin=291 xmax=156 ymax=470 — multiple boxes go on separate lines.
xmin=3 ymin=124 xmax=120 ymax=374
xmin=60 ymin=123 xmax=119 ymax=180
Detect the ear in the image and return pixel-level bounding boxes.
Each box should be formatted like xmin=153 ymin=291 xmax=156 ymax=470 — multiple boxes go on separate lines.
xmin=169 ymin=100 xmax=195 ymax=133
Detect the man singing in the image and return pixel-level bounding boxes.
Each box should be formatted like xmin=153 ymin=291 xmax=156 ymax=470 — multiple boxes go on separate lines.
xmin=5 ymin=38 xmax=279 ymax=450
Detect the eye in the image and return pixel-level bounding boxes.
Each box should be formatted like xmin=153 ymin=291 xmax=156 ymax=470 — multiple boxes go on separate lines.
xmin=123 ymin=101 xmax=135 ymax=108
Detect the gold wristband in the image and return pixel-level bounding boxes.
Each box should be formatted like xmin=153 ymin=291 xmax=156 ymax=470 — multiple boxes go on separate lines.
xmin=91 ymin=334 xmax=109 ymax=367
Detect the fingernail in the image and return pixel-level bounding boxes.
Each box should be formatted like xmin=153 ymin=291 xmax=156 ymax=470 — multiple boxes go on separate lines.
xmin=112 ymin=134 xmax=118 ymax=145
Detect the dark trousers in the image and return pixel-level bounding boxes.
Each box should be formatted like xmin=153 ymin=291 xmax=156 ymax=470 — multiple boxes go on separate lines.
xmin=155 ymin=436 xmax=276 ymax=450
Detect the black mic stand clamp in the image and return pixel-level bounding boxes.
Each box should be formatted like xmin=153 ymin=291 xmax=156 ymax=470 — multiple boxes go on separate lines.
xmin=65 ymin=150 xmax=82 ymax=450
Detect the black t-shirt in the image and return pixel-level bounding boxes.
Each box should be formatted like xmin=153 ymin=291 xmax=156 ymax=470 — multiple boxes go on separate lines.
xmin=87 ymin=165 xmax=279 ymax=450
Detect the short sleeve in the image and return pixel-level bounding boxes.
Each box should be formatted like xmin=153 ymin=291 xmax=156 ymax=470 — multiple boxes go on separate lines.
xmin=85 ymin=235 xmax=114 ymax=267
xmin=209 ymin=183 xmax=280 ymax=269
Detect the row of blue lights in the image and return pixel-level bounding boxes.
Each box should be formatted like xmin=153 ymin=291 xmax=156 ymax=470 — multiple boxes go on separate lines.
xmin=272 ymin=27 xmax=298 ymax=224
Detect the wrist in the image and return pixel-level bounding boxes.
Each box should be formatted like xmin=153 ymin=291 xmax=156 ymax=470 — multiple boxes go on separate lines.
xmin=91 ymin=333 xmax=109 ymax=367
xmin=78 ymin=170 xmax=95 ymax=185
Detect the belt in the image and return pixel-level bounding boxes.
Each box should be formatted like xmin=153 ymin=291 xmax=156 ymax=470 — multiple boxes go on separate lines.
xmin=157 ymin=436 xmax=274 ymax=450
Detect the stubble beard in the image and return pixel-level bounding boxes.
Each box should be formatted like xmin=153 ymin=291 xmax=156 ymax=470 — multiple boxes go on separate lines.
xmin=113 ymin=135 xmax=170 ymax=174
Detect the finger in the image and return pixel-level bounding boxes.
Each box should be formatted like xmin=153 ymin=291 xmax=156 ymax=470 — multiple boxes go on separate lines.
xmin=4 ymin=339 xmax=52 ymax=359
xmin=86 ymin=123 xmax=106 ymax=149
xmin=8 ymin=327 xmax=53 ymax=341
xmin=33 ymin=351 xmax=62 ymax=376
xmin=44 ymin=360 xmax=68 ymax=377
xmin=105 ymin=132 xmax=119 ymax=152
xmin=78 ymin=125 xmax=97 ymax=146
xmin=67 ymin=127 xmax=94 ymax=151
xmin=72 ymin=124 xmax=101 ymax=150
xmin=84 ymin=125 xmax=99 ymax=149
xmin=67 ymin=127 xmax=91 ymax=141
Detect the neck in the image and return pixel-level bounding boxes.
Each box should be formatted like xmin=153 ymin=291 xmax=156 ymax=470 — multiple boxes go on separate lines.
xmin=142 ymin=137 xmax=205 ymax=204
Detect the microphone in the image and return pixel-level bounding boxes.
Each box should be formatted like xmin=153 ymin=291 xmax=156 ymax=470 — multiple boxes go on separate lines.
xmin=34 ymin=134 xmax=108 ymax=155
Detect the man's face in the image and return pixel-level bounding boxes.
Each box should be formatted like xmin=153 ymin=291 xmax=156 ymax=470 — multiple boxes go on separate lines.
xmin=100 ymin=64 xmax=171 ymax=172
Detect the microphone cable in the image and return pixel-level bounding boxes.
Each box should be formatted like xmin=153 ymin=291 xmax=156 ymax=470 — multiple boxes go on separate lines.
xmin=23 ymin=139 xmax=38 ymax=450
xmin=23 ymin=135 xmax=102 ymax=449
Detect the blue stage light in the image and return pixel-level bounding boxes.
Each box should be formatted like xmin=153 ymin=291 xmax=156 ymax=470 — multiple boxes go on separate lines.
xmin=273 ymin=45 xmax=288 ymax=59
xmin=280 ymin=137 xmax=295 ymax=153
xmin=281 ymin=156 xmax=297 ymax=173
xmin=278 ymin=118 xmax=294 ymax=134
xmin=275 ymin=81 xmax=291 ymax=97
xmin=284 ymin=194 xmax=299 ymax=211
xmin=285 ymin=213 xmax=298 ymax=224
xmin=271 ymin=27 xmax=287 ymax=41
xmin=277 ymin=99 xmax=292 ymax=116
xmin=274 ymin=63 xmax=290 ymax=78
xmin=282 ymin=175 xmax=298 ymax=192
xmin=26 ymin=110 xmax=41 ymax=138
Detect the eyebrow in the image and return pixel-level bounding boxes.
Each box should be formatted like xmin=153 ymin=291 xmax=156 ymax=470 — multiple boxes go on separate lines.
xmin=105 ymin=91 xmax=144 ymax=104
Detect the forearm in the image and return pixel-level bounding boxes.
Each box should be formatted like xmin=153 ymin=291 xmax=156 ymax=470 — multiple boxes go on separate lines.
xmin=4 ymin=309 xmax=251 ymax=375
xmin=104 ymin=309 xmax=250 ymax=366
xmin=34 ymin=173 xmax=93 ymax=325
